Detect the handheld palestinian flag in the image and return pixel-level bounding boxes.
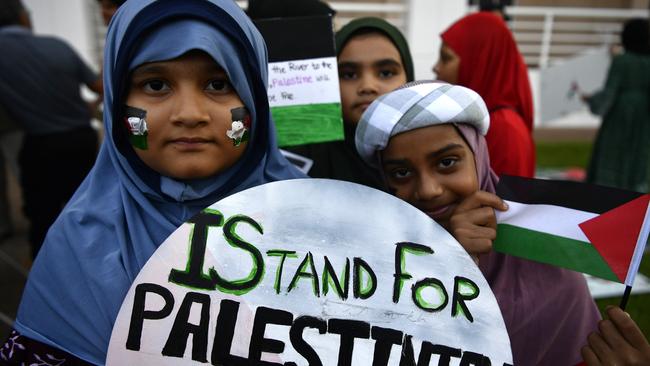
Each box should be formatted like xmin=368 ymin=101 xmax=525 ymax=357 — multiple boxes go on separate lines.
xmin=495 ymin=175 xmax=650 ymax=285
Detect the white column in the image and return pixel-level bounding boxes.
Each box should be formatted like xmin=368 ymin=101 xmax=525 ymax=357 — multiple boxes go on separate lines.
xmin=406 ymin=0 xmax=467 ymax=80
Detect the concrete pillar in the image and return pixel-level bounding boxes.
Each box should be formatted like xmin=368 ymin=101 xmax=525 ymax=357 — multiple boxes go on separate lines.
xmin=406 ymin=0 xmax=467 ymax=80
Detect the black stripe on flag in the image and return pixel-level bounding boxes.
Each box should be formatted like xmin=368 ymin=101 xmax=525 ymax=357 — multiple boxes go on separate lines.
xmin=254 ymin=15 xmax=336 ymax=63
xmin=496 ymin=175 xmax=644 ymax=214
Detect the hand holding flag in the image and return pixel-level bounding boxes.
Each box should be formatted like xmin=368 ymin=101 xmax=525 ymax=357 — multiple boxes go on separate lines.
xmin=449 ymin=190 xmax=509 ymax=264
xmin=581 ymin=306 xmax=650 ymax=366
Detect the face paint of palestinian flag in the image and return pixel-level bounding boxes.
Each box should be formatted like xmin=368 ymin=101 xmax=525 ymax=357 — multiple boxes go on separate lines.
xmin=494 ymin=175 xmax=650 ymax=285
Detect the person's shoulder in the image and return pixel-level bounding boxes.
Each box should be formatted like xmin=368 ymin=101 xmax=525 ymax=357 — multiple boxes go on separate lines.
xmin=608 ymin=52 xmax=650 ymax=74
xmin=622 ymin=51 xmax=650 ymax=63
xmin=34 ymin=34 xmax=75 ymax=50
xmin=23 ymin=34 xmax=79 ymax=58
xmin=610 ymin=52 xmax=639 ymax=65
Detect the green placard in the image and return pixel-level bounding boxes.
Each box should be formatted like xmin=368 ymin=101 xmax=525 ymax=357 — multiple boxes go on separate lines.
xmin=272 ymin=103 xmax=343 ymax=147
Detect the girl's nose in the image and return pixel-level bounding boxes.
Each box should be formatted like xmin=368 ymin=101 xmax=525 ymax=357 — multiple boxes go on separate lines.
xmin=414 ymin=173 xmax=444 ymax=201
xmin=171 ymin=87 xmax=210 ymax=127
xmin=432 ymin=61 xmax=441 ymax=77
xmin=357 ymin=73 xmax=379 ymax=96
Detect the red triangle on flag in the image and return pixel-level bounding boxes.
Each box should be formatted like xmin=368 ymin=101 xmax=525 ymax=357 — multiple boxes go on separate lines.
xmin=579 ymin=194 xmax=650 ymax=283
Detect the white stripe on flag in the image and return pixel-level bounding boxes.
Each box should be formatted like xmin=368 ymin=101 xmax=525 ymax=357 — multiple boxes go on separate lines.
xmin=497 ymin=200 xmax=597 ymax=243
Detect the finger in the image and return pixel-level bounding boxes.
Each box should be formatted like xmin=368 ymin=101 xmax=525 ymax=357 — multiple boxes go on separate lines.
xmin=581 ymin=345 xmax=602 ymax=366
xmin=451 ymin=207 xmax=497 ymax=228
xmin=451 ymin=224 xmax=495 ymax=255
xmin=485 ymin=206 xmax=497 ymax=229
xmin=598 ymin=319 xmax=630 ymax=351
xmin=606 ymin=306 xmax=648 ymax=350
xmin=587 ymin=332 xmax=616 ymax=365
xmin=455 ymin=191 xmax=508 ymax=213
xmin=454 ymin=236 xmax=493 ymax=255
xmin=453 ymin=225 xmax=497 ymax=242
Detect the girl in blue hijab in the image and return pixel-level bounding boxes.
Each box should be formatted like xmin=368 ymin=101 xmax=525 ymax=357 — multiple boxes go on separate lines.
xmin=3 ymin=0 xmax=303 ymax=364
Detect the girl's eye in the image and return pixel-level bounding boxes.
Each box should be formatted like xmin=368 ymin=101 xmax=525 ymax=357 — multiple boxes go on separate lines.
xmin=339 ymin=71 xmax=357 ymax=80
xmin=378 ymin=69 xmax=396 ymax=79
xmin=391 ymin=168 xmax=412 ymax=179
xmin=143 ymin=80 xmax=169 ymax=92
xmin=438 ymin=157 xmax=458 ymax=169
xmin=207 ymin=79 xmax=232 ymax=93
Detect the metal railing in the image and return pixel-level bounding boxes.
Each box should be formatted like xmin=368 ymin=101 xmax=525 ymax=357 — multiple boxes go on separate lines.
xmin=329 ymin=3 xmax=648 ymax=69
xmin=93 ymin=2 xmax=648 ymax=70
xmin=236 ymin=1 xmax=407 ymax=13
xmin=507 ymin=6 xmax=648 ymax=68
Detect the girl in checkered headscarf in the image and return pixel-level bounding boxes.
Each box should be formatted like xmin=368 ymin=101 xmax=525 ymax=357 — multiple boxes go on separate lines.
xmin=356 ymin=81 xmax=601 ymax=366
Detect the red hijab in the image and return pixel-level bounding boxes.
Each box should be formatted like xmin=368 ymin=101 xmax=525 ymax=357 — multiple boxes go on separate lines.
xmin=441 ymin=12 xmax=534 ymax=131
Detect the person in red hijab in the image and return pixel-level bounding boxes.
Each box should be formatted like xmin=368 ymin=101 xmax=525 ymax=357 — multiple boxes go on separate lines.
xmin=435 ymin=12 xmax=535 ymax=178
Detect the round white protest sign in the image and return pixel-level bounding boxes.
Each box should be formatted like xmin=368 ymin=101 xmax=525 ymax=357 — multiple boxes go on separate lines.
xmin=107 ymin=179 xmax=512 ymax=365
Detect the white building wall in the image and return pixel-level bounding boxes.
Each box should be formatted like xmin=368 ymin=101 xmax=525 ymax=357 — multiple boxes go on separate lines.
xmin=406 ymin=0 xmax=467 ymax=80
xmin=22 ymin=0 xmax=100 ymax=71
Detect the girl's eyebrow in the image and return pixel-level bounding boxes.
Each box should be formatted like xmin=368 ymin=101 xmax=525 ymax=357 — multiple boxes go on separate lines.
xmin=132 ymin=63 xmax=226 ymax=76
xmin=382 ymin=143 xmax=464 ymax=166
xmin=373 ymin=59 xmax=402 ymax=68
xmin=131 ymin=64 xmax=168 ymax=76
xmin=426 ymin=143 xmax=464 ymax=159
xmin=337 ymin=61 xmax=359 ymax=69
xmin=338 ymin=58 xmax=401 ymax=70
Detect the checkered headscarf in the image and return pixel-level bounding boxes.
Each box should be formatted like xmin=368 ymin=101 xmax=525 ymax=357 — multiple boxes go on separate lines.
xmin=355 ymin=81 xmax=489 ymax=168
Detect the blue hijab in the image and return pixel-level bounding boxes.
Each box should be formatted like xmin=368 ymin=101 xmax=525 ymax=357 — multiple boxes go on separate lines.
xmin=15 ymin=0 xmax=303 ymax=363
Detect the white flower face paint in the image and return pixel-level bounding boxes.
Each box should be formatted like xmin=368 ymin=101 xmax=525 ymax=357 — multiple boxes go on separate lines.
xmin=226 ymin=107 xmax=251 ymax=147
xmin=124 ymin=105 xmax=149 ymax=150
xmin=226 ymin=121 xmax=246 ymax=140
xmin=127 ymin=116 xmax=148 ymax=135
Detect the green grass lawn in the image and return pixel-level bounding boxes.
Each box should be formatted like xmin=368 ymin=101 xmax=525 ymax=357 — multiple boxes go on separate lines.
xmin=536 ymin=141 xmax=592 ymax=168
xmin=536 ymin=140 xmax=649 ymax=341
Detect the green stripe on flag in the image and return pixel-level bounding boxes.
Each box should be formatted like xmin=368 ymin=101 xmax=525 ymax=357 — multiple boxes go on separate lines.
xmin=271 ymin=103 xmax=344 ymax=147
xmin=495 ymin=224 xmax=620 ymax=282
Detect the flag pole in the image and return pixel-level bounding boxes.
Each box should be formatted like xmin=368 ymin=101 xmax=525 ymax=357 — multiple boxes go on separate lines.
xmin=619 ymin=285 xmax=632 ymax=310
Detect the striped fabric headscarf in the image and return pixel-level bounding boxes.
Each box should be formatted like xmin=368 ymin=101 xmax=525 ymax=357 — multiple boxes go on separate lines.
xmin=355 ymin=81 xmax=489 ymax=169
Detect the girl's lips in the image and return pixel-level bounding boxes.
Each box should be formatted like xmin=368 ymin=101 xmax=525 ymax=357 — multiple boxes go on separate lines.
xmin=423 ymin=205 xmax=452 ymax=219
xmin=358 ymin=102 xmax=371 ymax=109
xmin=355 ymin=101 xmax=373 ymax=111
xmin=170 ymin=138 xmax=211 ymax=150
xmin=173 ymin=137 xmax=209 ymax=143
